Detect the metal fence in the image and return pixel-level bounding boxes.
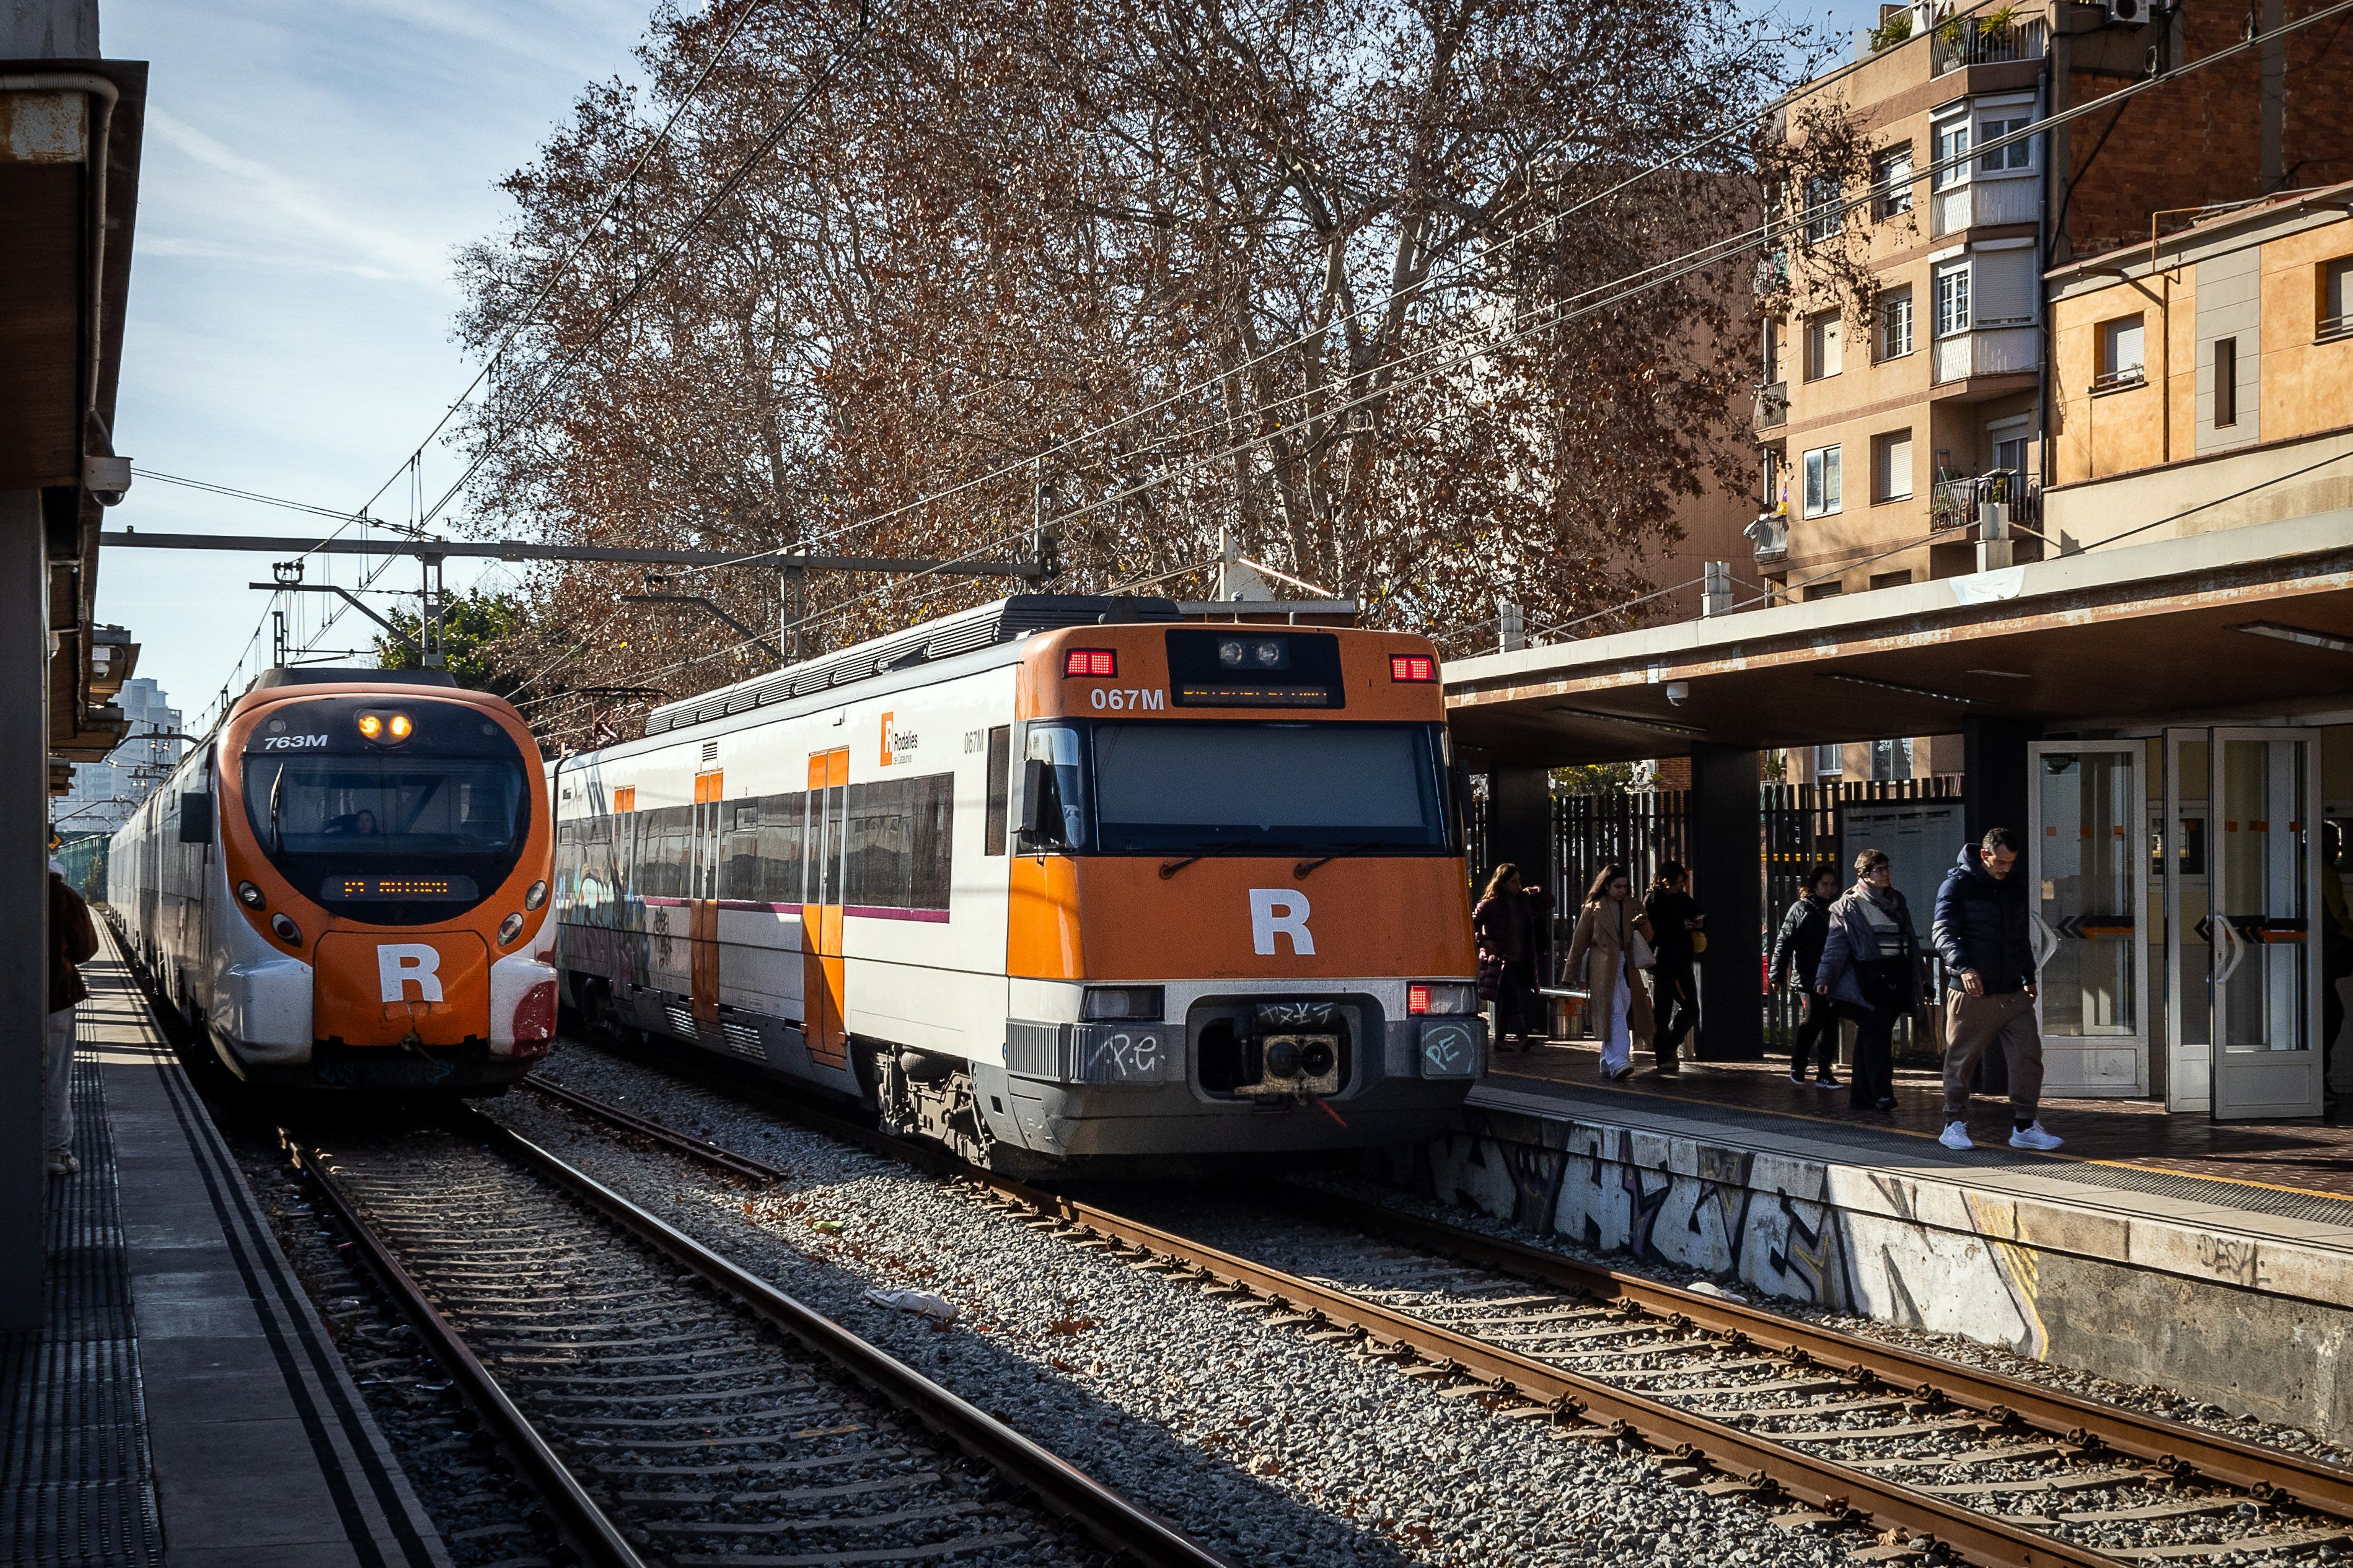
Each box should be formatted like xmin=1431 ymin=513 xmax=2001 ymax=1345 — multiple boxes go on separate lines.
xmin=1472 ymin=777 xmax=1964 ymax=1050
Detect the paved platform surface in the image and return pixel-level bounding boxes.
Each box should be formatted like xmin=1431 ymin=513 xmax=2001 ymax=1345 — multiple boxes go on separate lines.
xmin=1479 ymin=1040 xmax=2353 ymax=1237
xmin=0 ymin=934 xmax=449 ymax=1568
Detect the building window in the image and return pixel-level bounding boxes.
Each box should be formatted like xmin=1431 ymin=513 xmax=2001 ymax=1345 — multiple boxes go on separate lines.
xmin=1803 ymin=175 xmax=1844 ymax=244
xmin=1977 ymin=115 xmax=2033 ymax=173
xmin=1803 ymin=444 xmax=1842 ymax=517
xmin=1933 ymin=261 xmax=1971 ymax=337
xmin=1873 ymin=429 xmax=1914 ymax=502
xmin=1869 ymin=569 xmax=1915 ymax=590
xmin=1805 ymin=311 xmax=1842 ymax=380
xmin=1875 ymin=146 xmax=1915 ymax=219
xmin=1871 ymin=738 xmax=1916 ymax=782
xmin=2321 ymin=256 xmax=2352 ymax=340
xmin=2096 ymin=313 xmax=2145 ymax=390
xmin=1879 ymin=286 xmax=1914 ymax=359
xmin=2214 ymin=336 xmax=2238 ymax=426
xmin=1814 ymin=743 xmax=1843 ymax=778
xmin=1932 ymin=118 xmax=1971 ymax=190
xmin=1764 ymin=318 xmax=1784 ymax=382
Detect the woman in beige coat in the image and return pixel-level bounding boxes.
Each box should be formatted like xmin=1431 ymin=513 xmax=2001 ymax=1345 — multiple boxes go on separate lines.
xmin=1562 ymin=863 xmax=1656 ymax=1079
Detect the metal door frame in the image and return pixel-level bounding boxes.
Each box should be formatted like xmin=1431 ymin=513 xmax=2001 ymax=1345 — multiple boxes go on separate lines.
xmin=2028 ymin=739 xmax=2149 ymax=1097
xmin=2162 ymin=729 xmax=2210 ymax=1111
xmin=2208 ymin=725 xmax=2324 ymax=1121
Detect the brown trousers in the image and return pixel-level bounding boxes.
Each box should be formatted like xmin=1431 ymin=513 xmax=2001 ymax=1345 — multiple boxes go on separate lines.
xmin=1942 ymin=989 xmax=2043 ymax=1121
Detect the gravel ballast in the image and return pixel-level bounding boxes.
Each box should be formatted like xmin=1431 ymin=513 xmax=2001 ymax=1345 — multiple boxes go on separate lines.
xmin=497 ymin=1041 xmax=1860 ymax=1567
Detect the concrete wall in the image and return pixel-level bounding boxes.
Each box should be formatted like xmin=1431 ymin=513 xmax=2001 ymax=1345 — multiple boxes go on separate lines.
xmin=1 ymin=0 xmax=98 ymax=56
xmin=1392 ymin=1101 xmax=2353 ymax=1440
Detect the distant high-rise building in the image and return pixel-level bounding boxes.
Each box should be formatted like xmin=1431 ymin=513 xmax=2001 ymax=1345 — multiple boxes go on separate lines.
xmin=56 ymin=677 xmax=183 ymax=839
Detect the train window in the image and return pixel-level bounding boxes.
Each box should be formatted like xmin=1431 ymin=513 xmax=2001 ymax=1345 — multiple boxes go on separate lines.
xmin=984 ymin=725 xmax=1011 ymax=857
xmin=843 ymin=774 xmax=954 ymax=911
xmin=1091 ymin=721 xmax=1448 ymax=855
xmin=634 ymin=805 xmax=695 ymax=900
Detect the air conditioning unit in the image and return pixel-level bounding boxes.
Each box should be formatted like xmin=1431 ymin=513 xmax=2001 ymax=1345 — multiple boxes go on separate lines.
xmin=2106 ymin=0 xmax=2152 ymax=25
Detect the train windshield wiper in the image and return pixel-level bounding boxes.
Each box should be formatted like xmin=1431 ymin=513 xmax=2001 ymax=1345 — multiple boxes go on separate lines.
xmin=1292 ymin=840 xmax=1396 ymax=878
xmin=1156 ymin=839 xmax=1304 ymax=880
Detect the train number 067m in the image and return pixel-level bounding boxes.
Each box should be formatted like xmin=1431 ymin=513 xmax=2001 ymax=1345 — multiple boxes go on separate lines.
xmin=1088 ymin=688 xmax=1166 ymax=711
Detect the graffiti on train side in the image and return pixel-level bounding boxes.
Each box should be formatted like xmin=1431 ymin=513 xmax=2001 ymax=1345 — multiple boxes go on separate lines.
xmin=1083 ymin=1030 xmax=1166 ymax=1082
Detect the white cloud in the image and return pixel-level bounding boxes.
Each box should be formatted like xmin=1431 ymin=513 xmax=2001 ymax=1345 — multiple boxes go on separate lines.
xmin=145 ymin=107 xmax=454 ymax=289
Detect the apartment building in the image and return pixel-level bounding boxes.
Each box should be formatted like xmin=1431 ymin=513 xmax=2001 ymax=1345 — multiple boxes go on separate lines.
xmin=1749 ymin=0 xmax=2353 ymax=600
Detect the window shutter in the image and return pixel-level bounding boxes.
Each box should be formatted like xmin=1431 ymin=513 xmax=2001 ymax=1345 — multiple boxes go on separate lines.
xmin=1972 ymin=247 xmax=2036 ymax=326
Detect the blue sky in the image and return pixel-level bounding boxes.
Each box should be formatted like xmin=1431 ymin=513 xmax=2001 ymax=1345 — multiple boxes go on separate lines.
xmin=95 ymin=0 xmax=1875 ymax=735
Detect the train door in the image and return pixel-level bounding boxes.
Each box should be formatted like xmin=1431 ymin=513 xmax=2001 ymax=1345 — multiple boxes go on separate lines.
xmin=803 ymin=748 xmax=850 ymax=1069
xmin=2163 ymin=730 xmax=2213 ymax=1110
xmin=691 ymin=768 xmax=723 ymax=1032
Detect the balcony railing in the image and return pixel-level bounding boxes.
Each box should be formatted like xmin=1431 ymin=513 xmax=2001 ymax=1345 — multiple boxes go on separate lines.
xmin=1931 ymin=173 xmax=2040 ymax=238
xmin=1754 ymin=381 xmax=1788 ymax=430
xmin=1932 ymin=324 xmax=2039 ymax=385
xmin=1747 ymin=510 xmax=1790 ymax=561
xmin=1932 ymin=14 xmax=2046 ymax=74
xmin=1929 ymin=470 xmax=2041 ymax=535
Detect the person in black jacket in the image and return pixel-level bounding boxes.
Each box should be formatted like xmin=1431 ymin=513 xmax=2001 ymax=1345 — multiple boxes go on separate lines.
xmin=1770 ymin=862 xmax=1842 ymax=1088
xmin=1642 ymin=862 xmax=1703 ymax=1077
xmin=1931 ymin=826 xmax=2058 ymax=1152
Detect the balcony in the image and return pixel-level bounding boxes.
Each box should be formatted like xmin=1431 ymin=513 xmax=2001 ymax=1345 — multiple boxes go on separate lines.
xmin=1929 ymin=470 xmax=2041 ymax=535
xmin=1754 ymin=381 xmax=1788 ymax=431
xmin=1932 ymin=14 xmax=2046 ymax=74
xmin=1746 ymin=510 xmax=1790 ymax=562
xmin=1931 ymin=174 xmax=2040 ymax=238
xmin=1932 ymin=325 xmax=2039 ymax=386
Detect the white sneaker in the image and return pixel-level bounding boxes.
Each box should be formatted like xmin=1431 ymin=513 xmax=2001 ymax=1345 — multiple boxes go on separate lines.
xmin=1937 ymin=1121 xmax=1974 ymax=1151
xmin=2008 ymin=1122 xmax=2064 ymax=1152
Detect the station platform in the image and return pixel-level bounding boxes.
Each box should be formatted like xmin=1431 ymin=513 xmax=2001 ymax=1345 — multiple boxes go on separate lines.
xmin=0 ymin=933 xmax=449 ymax=1568
xmin=1397 ymin=1040 xmax=2353 ymax=1443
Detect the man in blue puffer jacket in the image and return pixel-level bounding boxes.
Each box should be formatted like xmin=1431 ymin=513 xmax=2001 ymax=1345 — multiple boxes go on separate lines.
xmin=1932 ymin=826 xmax=2061 ymax=1152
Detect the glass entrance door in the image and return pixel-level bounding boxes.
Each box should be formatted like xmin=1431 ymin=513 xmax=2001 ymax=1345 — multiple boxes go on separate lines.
xmin=2162 ymin=731 xmax=2211 ymax=1111
xmin=2030 ymin=742 xmax=2147 ymax=1095
xmin=2207 ymin=729 xmax=2323 ymax=1121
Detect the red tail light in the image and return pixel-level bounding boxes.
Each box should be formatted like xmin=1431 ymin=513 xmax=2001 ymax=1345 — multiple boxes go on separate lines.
xmin=1408 ymin=983 xmax=1432 ymax=1015
xmin=1064 ymin=649 xmax=1117 ymax=677
xmin=1389 ymin=654 xmax=1436 ymax=682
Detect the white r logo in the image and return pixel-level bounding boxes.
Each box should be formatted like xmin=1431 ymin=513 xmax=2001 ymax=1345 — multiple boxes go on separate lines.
xmin=1248 ymin=889 xmax=1315 ymax=956
xmin=377 ymin=944 xmax=444 ymax=1003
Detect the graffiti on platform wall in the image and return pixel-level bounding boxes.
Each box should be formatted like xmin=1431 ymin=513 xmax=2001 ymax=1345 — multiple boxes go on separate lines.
xmin=1424 ymin=1118 xmax=2053 ymax=1358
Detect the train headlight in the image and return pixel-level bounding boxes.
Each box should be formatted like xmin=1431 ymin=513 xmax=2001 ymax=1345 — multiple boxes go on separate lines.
xmin=270 ymin=913 xmax=302 ymax=946
xmin=388 ymin=712 xmax=412 ymax=740
xmin=357 ymin=714 xmax=382 ymax=740
xmin=236 ymin=881 xmax=265 ymax=909
xmin=497 ymin=911 xmax=526 ymax=947
xmin=524 ymin=879 xmax=547 ymax=911
xmin=1408 ymin=982 xmax=1477 ymax=1016
xmin=1080 ymin=984 xmax=1164 ymax=1022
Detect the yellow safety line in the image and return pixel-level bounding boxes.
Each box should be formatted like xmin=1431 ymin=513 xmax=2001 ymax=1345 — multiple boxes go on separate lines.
xmin=1489 ymin=1065 xmax=2353 ymax=1211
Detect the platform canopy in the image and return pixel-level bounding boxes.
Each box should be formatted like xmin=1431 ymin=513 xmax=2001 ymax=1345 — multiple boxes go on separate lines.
xmin=1441 ymin=512 xmax=2353 ymax=766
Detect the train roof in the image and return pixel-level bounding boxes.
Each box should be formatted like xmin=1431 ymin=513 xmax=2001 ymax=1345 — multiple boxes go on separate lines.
xmin=252 ymin=665 xmax=460 ymax=690
xmin=644 ymin=594 xmax=1179 ymax=736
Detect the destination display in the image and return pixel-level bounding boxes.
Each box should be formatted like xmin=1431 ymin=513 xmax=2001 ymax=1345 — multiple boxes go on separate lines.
xmin=321 ymin=875 xmax=480 ymax=901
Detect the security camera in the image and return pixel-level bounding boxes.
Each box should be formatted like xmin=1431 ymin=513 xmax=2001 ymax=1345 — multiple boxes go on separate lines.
xmin=83 ymin=454 xmax=131 ymax=507
xmin=1665 ymin=681 xmax=1691 ymax=705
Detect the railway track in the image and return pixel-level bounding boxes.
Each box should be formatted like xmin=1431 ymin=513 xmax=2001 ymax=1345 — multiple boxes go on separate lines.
xmin=283 ymin=1106 xmax=1231 ymax=1568
xmin=530 ymin=1036 xmax=2353 ymax=1568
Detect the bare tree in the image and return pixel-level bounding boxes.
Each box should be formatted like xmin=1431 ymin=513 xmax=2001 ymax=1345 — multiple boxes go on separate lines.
xmin=452 ymin=0 xmax=1809 ymax=745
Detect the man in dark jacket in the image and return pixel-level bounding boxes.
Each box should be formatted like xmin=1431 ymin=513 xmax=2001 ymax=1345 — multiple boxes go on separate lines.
xmin=48 ymin=864 xmax=99 ymax=1176
xmin=1931 ymin=828 xmax=2057 ymax=1152
xmin=1770 ymin=863 xmax=1842 ymax=1087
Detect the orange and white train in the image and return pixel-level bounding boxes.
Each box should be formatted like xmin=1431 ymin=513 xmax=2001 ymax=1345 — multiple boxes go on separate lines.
xmin=109 ymin=668 xmax=558 ymax=1090
xmin=548 ymin=594 xmax=1485 ymax=1168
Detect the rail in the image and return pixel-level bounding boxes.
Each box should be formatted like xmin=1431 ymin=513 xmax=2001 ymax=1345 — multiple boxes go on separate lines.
xmin=284 ymin=1106 xmax=1235 ymax=1568
xmin=534 ymin=1036 xmax=2353 ymax=1568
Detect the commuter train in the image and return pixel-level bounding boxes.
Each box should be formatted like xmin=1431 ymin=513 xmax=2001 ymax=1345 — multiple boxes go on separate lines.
xmin=109 ymin=668 xmax=557 ymax=1090
xmin=550 ymin=594 xmax=1485 ymax=1169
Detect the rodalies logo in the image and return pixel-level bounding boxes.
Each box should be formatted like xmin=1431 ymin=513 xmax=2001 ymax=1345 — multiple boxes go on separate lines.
xmin=879 ymin=712 xmax=918 ymax=766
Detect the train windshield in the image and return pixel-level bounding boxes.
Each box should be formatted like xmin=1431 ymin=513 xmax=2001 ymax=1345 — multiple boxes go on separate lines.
xmin=1076 ymin=720 xmax=1453 ymax=855
xmin=242 ymin=755 xmax=530 ymax=921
